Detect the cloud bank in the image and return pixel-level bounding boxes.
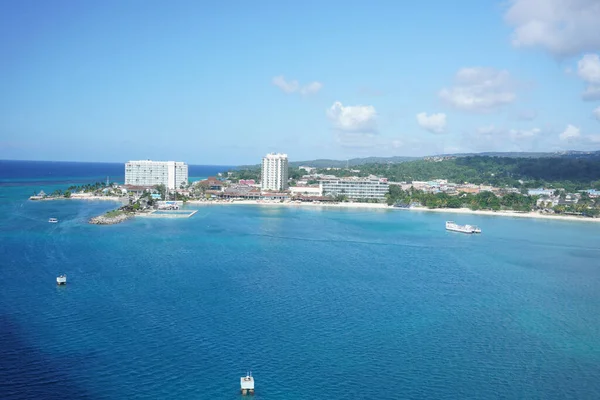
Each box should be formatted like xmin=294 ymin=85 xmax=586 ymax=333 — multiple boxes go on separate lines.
xmin=327 ymin=101 xmax=377 ymax=133
xmin=559 ymin=124 xmax=580 ymax=141
xmin=578 ymin=54 xmax=600 ymax=101
xmin=416 ymin=112 xmax=447 ymax=134
xmin=439 ymin=67 xmax=516 ymax=112
xmin=505 ymin=0 xmax=600 ymax=57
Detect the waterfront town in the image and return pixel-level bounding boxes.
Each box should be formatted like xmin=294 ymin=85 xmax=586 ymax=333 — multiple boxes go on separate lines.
xmin=30 ymin=153 xmax=600 ymax=219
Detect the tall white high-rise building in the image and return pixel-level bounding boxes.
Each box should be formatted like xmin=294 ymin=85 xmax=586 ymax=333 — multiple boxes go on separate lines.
xmin=261 ymin=153 xmax=289 ymax=191
xmin=125 ymin=160 xmax=188 ymax=190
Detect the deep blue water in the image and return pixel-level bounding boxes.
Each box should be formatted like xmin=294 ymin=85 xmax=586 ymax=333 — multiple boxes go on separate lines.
xmin=0 ymin=160 xmax=233 ymax=187
xmin=1 ymin=161 xmax=600 ymax=399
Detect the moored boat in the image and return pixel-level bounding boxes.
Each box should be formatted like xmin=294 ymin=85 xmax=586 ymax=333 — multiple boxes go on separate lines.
xmin=56 ymin=274 xmax=67 ymax=285
xmin=446 ymin=221 xmax=481 ymax=234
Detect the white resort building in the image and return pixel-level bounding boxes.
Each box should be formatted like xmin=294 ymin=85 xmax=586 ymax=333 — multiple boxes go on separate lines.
xmin=261 ymin=153 xmax=289 ymax=191
xmin=125 ymin=160 xmax=188 ymax=190
xmin=320 ymin=176 xmax=389 ymax=200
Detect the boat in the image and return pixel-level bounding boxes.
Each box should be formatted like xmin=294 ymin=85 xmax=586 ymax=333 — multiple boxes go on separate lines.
xmin=56 ymin=274 xmax=67 ymax=285
xmin=49 ymin=218 xmax=58 ymax=223
xmin=240 ymin=372 xmax=255 ymax=396
xmin=446 ymin=221 xmax=481 ymax=234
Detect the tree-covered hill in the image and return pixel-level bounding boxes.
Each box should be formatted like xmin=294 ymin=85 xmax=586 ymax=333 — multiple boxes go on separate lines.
xmin=345 ymin=156 xmax=600 ymax=190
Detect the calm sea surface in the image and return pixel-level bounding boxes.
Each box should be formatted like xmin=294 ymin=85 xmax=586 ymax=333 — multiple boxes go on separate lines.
xmin=1 ymin=160 xmax=600 ymax=399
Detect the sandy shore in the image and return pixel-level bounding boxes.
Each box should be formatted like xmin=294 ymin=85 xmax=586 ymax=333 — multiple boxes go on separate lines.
xmin=186 ymin=200 xmax=390 ymax=209
xmin=186 ymin=200 xmax=600 ymax=223
xmin=401 ymin=206 xmax=600 ymax=223
xmin=31 ymin=195 xmax=125 ymax=202
xmin=70 ymin=195 xmax=125 ymax=201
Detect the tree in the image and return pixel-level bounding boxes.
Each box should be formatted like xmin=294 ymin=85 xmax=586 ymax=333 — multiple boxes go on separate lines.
xmin=579 ymin=192 xmax=591 ymax=205
xmin=64 ymin=191 xmax=71 ymax=198
xmin=154 ymin=184 xmax=166 ymax=200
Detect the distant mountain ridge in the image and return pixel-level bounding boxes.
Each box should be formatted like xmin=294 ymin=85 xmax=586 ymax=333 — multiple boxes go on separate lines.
xmin=287 ymin=150 xmax=600 ymax=168
xmin=235 ymin=150 xmax=600 ymax=169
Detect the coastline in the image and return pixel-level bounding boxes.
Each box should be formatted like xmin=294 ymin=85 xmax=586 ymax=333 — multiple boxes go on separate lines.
xmin=30 ymin=195 xmax=125 ymax=202
xmin=186 ymin=200 xmax=600 ymax=223
xmin=186 ymin=199 xmax=389 ymax=210
xmin=404 ymin=206 xmax=600 ymax=223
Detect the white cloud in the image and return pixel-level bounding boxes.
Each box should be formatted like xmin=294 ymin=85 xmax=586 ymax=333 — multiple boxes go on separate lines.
xmin=327 ymin=101 xmax=377 ymax=133
xmin=559 ymin=124 xmax=581 ymax=141
xmin=439 ymin=67 xmax=516 ymax=112
xmin=577 ymin=54 xmax=600 ymax=100
xmin=272 ymin=76 xmax=299 ymax=93
xmin=299 ymin=81 xmax=323 ymax=95
xmin=505 ymin=0 xmax=600 ymax=57
xmin=578 ymin=54 xmax=600 ymax=83
xmin=594 ymin=106 xmax=600 ymax=121
xmin=416 ymin=112 xmax=447 ymax=134
xmin=272 ymin=76 xmax=322 ymax=95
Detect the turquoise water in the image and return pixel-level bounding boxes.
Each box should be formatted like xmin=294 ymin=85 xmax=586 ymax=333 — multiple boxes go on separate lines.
xmin=2 ymin=163 xmax=600 ymax=399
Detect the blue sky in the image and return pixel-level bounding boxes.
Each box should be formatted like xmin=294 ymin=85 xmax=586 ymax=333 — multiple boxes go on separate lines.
xmin=1 ymin=0 xmax=600 ymax=164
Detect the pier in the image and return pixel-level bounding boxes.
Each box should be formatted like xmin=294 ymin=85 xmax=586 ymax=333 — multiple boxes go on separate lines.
xmin=138 ymin=210 xmax=197 ymax=218
xmin=240 ymin=372 xmax=254 ymax=396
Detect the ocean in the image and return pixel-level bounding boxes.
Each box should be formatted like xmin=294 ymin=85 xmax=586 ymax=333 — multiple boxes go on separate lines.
xmin=1 ymin=160 xmax=600 ymax=399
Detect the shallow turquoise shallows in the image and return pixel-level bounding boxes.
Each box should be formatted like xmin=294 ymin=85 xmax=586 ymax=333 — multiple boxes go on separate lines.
xmin=2 ymin=162 xmax=600 ymax=399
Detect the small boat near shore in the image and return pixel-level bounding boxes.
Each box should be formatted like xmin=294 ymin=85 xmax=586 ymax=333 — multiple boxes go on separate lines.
xmin=56 ymin=274 xmax=67 ymax=285
xmin=49 ymin=218 xmax=58 ymax=223
xmin=446 ymin=221 xmax=481 ymax=234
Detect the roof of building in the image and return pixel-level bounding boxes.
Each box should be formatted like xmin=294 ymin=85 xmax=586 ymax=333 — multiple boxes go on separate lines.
xmin=123 ymin=185 xmax=154 ymax=191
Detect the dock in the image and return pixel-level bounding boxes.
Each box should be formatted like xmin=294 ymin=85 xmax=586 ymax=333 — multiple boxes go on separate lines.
xmin=138 ymin=210 xmax=197 ymax=218
xmin=240 ymin=372 xmax=254 ymax=396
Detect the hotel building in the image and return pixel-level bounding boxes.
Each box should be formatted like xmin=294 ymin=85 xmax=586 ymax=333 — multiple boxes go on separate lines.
xmin=320 ymin=176 xmax=389 ymax=200
xmin=125 ymin=160 xmax=188 ymax=190
xmin=261 ymin=153 xmax=289 ymax=191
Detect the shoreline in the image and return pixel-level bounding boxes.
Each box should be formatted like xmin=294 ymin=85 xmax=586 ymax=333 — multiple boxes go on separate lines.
xmin=403 ymin=206 xmax=600 ymax=223
xmin=186 ymin=200 xmax=600 ymax=223
xmin=30 ymin=195 xmax=125 ymax=202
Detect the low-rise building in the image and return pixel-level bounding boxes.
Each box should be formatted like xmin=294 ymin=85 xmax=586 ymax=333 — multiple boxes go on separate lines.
xmin=528 ymin=188 xmax=555 ymax=196
xmin=320 ymin=176 xmax=389 ymax=200
xmin=290 ymin=186 xmax=322 ymax=196
xmin=197 ymin=177 xmax=224 ymax=191
xmin=299 ymin=166 xmax=315 ymax=174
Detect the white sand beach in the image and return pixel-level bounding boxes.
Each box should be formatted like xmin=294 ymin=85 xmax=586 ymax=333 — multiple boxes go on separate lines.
xmin=186 ymin=200 xmax=600 ymax=222
xmin=401 ymin=206 xmax=600 ymax=223
xmin=69 ymin=195 xmax=125 ymax=201
xmin=186 ymin=199 xmax=390 ymax=209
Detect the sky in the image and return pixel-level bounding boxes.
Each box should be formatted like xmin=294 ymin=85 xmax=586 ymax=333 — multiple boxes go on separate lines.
xmin=1 ymin=0 xmax=600 ymax=164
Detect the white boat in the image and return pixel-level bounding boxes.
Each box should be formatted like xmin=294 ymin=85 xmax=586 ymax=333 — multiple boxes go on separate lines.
xmin=446 ymin=221 xmax=481 ymax=234
xmin=56 ymin=274 xmax=67 ymax=285
xmin=49 ymin=218 xmax=58 ymax=223
xmin=240 ymin=372 xmax=255 ymax=396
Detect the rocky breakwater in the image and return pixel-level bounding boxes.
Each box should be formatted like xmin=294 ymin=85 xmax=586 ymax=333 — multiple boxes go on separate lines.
xmin=89 ymin=211 xmax=133 ymax=225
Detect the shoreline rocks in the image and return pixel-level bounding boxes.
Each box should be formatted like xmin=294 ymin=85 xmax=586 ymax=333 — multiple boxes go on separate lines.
xmin=88 ymin=212 xmax=133 ymax=225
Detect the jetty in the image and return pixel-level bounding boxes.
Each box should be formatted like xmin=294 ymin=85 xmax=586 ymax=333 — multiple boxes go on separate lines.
xmin=240 ymin=372 xmax=254 ymax=396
